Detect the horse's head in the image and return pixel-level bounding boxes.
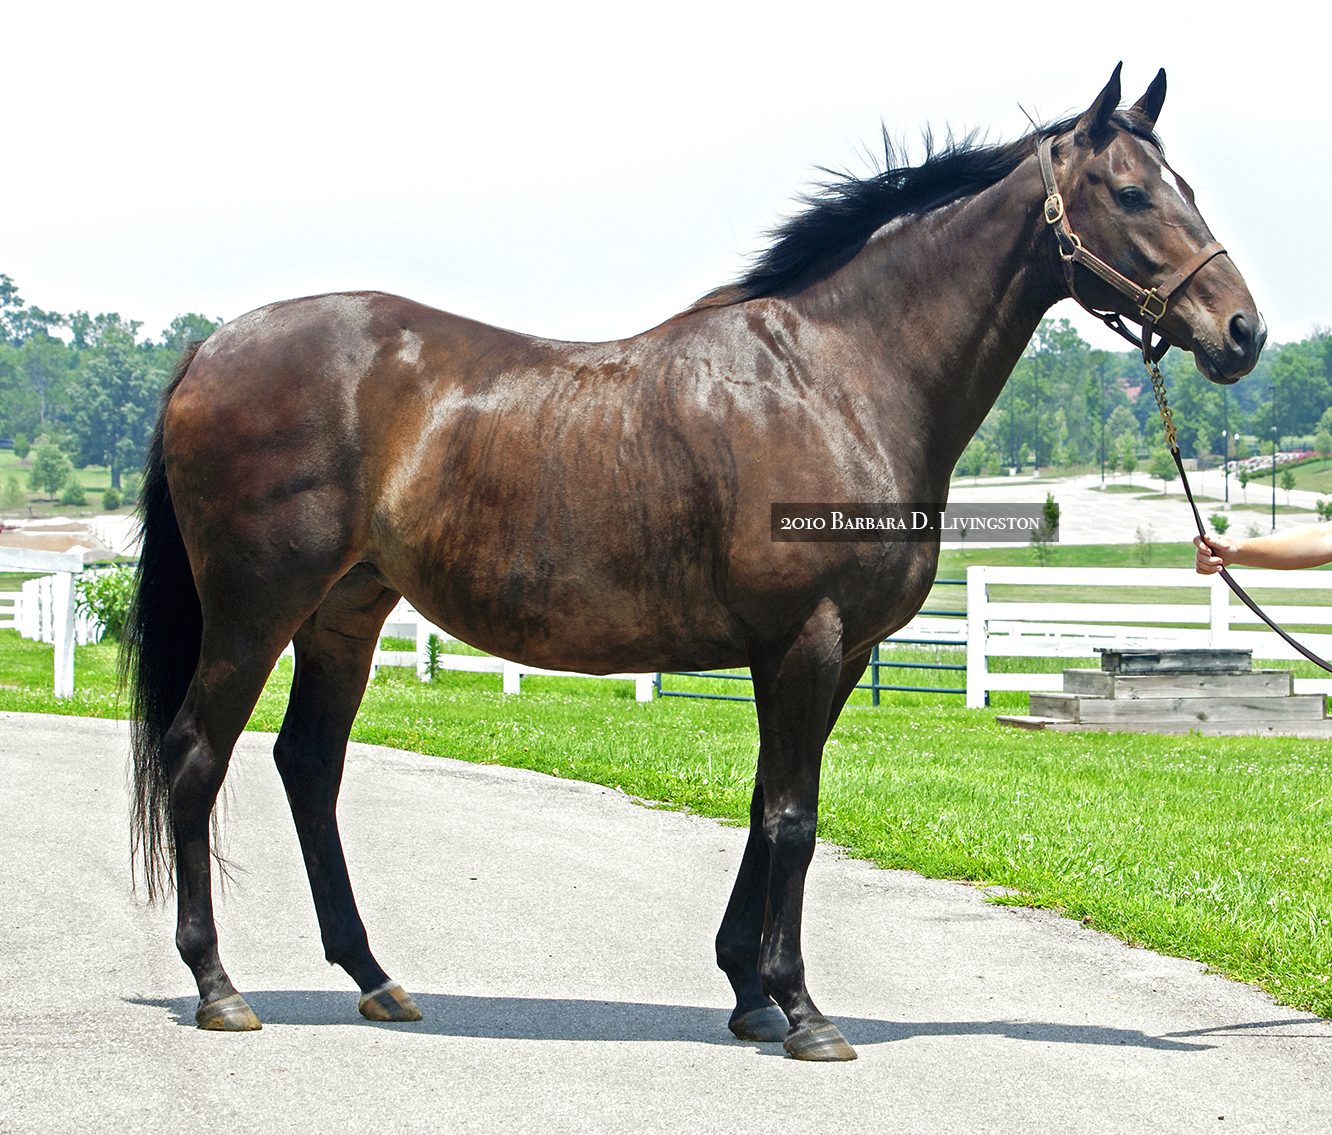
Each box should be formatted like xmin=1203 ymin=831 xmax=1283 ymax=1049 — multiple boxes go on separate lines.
xmin=1047 ymin=65 xmax=1265 ymax=384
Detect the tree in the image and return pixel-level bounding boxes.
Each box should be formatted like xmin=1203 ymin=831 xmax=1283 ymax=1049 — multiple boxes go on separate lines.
xmin=1319 ymin=426 xmax=1332 ymax=472
xmin=0 ymin=275 xmax=24 ymax=344
xmin=67 ymin=311 xmax=142 ymax=351
xmin=17 ymin=332 xmax=72 ymax=426
xmin=1281 ymin=467 xmax=1296 ymax=504
xmin=67 ymin=328 xmax=165 ymax=488
xmin=1239 ymin=468 xmax=1250 ymax=504
xmin=1030 ymin=492 xmax=1060 ymax=566
xmin=1149 ymin=447 xmax=1178 ymax=493
xmin=1120 ymin=435 xmax=1138 ymax=486
xmin=159 ymin=313 xmax=223 ymax=356
xmin=28 ymin=443 xmax=71 ymax=498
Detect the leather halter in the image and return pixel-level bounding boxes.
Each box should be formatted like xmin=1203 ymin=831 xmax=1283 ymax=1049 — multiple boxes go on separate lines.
xmin=1037 ymin=134 xmax=1227 ymax=366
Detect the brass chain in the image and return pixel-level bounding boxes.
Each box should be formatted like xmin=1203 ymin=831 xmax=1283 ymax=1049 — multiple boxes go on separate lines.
xmin=1146 ymin=359 xmax=1178 ymax=451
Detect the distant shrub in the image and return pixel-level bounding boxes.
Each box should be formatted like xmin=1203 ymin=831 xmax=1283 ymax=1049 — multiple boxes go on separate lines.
xmin=12 ymin=433 xmax=29 ymax=459
xmin=1210 ymin=513 xmax=1230 ymax=535
xmin=2 ymin=474 xmax=23 ymax=510
xmin=102 ymin=486 xmax=122 ymax=511
xmin=59 ymin=476 xmax=86 ymax=506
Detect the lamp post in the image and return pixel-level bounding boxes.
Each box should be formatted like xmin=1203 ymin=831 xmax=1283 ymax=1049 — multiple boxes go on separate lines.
xmin=1271 ymin=382 xmax=1278 ymax=533
xmin=1222 ymin=387 xmax=1229 ymax=504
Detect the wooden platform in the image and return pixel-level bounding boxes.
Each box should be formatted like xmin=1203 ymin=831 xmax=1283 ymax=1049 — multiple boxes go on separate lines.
xmin=997 ymin=649 xmax=1332 ymax=737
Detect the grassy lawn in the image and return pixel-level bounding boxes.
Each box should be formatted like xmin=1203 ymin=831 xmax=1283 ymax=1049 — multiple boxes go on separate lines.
xmin=3 ymin=624 xmax=1332 ymax=1021
xmin=1282 ymin=460 xmax=1332 ymax=496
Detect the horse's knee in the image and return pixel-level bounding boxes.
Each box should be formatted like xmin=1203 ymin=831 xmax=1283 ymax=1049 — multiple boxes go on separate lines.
xmin=762 ymin=805 xmax=817 ymax=867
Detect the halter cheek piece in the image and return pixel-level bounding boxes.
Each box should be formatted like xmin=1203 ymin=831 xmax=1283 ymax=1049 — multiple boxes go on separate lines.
xmin=1037 ymin=135 xmax=1227 ymax=367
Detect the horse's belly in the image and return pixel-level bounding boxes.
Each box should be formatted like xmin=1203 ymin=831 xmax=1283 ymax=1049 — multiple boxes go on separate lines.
xmin=402 ymin=566 xmax=745 ymax=675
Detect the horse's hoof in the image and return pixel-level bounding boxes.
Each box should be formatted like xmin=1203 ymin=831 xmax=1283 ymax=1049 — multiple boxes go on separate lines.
xmin=195 ymin=993 xmax=262 ymax=1031
xmin=358 ymin=980 xmax=423 ymax=1022
xmin=729 ymin=1004 xmax=789 ymax=1042
xmin=784 ymin=1021 xmax=857 ymax=1061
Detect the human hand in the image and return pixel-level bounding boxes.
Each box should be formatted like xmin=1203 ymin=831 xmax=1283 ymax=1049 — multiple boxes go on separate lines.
xmin=1194 ymin=532 xmax=1239 ymax=575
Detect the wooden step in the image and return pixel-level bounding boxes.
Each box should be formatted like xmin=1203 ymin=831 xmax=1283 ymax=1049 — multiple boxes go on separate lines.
xmin=996 ymin=714 xmax=1332 ymax=738
xmin=1063 ymin=669 xmax=1292 ymax=700
xmin=1096 ymin=648 xmax=1252 ymax=673
xmin=1030 ymin=692 xmax=1327 ymax=726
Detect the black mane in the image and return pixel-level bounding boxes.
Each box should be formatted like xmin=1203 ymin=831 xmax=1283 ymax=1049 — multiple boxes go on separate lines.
xmin=690 ymin=111 xmax=1160 ymax=310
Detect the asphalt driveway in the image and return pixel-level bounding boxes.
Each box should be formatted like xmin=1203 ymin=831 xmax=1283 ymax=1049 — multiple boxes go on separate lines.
xmin=1 ymin=711 xmax=1328 ymax=1134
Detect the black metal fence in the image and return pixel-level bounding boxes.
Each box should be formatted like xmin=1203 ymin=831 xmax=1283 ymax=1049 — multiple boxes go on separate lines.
xmin=656 ymin=579 xmax=967 ymax=703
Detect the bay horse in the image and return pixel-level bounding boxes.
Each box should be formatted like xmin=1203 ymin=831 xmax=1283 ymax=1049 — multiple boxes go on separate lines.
xmin=126 ymin=66 xmax=1264 ymax=1060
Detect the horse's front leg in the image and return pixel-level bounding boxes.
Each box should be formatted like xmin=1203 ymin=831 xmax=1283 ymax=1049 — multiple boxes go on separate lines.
xmin=717 ymin=600 xmax=859 ymax=1061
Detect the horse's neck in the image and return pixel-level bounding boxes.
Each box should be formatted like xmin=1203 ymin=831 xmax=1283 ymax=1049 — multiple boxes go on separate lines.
xmin=798 ymin=156 xmax=1059 ymax=469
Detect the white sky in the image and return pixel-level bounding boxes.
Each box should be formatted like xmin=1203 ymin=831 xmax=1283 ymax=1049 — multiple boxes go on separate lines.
xmin=2 ymin=1 xmax=1324 ymax=354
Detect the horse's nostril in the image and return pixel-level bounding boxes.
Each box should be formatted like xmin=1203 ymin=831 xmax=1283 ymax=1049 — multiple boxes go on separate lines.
xmin=1230 ymin=313 xmax=1251 ymax=349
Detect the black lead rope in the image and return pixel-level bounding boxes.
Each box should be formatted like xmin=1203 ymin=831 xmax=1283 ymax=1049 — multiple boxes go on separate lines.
xmin=1147 ymin=362 xmax=1332 ymax=674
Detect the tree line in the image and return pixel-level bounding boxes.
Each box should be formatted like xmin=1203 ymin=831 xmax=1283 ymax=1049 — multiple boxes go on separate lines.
xmin=959 ymin=317 xmax=1332 ymax=477
xmin=0 ymin=274 xmax=221 ymax=489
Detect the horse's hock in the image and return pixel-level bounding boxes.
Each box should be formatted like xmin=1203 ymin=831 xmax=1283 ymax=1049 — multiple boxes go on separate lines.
xmin=998 ymin=649 xmax=1332 ymax=737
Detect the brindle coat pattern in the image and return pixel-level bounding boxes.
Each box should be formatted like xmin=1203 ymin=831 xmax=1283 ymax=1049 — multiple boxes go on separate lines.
xmin=127 ymin=68 xmax=1263 ymax=1059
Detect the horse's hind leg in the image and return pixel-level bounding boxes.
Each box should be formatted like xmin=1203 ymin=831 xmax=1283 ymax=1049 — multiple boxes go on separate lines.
xmin=272 ymin=565 xmax=422 ymax=1022
xmin=167 ymin=621 xmax=309 ymax=1031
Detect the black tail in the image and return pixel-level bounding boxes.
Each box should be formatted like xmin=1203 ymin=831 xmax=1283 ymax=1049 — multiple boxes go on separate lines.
xmin=123 ymin=341 xmax=206 ymax=900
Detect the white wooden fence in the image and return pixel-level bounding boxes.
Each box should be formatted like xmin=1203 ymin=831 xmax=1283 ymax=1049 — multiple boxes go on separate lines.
xmin=370 ymin=599 xmax=656 ymax=702
xmin=9 ymin=561 xmax=1332 ymax=708
xmin=964 ymin=565 xmax=1332 ymax=708
xmin=0 ymin=549 xmax=84 ymax=697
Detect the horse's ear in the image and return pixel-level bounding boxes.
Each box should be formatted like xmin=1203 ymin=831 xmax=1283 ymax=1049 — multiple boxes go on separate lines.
xmin=1074 ymin=63 xmax=1123 ymax=146
xmin=1129 ymin=69 xmax=1167 ymax=129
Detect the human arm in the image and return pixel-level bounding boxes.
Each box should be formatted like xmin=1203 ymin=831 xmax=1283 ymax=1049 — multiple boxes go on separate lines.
xmin=1194 ymin=523 xmax=1332 ymax=574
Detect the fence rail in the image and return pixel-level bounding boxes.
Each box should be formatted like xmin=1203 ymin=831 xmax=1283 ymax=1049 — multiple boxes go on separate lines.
xmin=964 ymin=565 xmax=1332 ymax=708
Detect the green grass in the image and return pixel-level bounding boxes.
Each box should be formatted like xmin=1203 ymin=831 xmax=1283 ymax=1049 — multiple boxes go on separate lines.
xmin=1281 ymin=461 xmax=1332 ymax=496
xmin=3 ymin=625 xmax=1332 ymax=1019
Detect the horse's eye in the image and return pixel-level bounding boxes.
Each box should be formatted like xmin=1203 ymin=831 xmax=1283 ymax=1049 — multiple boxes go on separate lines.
xmin=1117 ymin=186 xmax=1149 ymax=210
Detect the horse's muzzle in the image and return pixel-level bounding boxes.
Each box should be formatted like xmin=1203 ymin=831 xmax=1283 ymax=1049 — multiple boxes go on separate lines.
xmin=1197 ymin=308 xmax=1266 ymax=385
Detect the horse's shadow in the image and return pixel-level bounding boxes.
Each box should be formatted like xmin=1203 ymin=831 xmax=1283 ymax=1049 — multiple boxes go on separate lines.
xmin=127 ymin=991 xmax=1222 ymax=1053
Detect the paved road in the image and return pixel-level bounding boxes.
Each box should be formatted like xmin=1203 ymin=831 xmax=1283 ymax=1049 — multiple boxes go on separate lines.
xmin=948 ymin=471 xmax=1321 ymax=548
xmin=1 ymin=711 xmax=1329 ymax=1134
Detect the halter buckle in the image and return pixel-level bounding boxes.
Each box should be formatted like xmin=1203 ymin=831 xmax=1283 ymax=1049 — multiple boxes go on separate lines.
xmin=1139 ymin=289 xmax=1167 ymax=322
xmin=1043 ymin=192 xmax=1065 ymax=225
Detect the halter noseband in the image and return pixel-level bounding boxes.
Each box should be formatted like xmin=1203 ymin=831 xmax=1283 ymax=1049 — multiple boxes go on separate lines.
xmin=1037 ymin=134 xmax=1227 ymax=366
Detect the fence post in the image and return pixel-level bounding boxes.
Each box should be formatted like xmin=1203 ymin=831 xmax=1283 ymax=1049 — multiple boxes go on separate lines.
xmin=965 ymin=565 xmax=988 ymax=709
xmin=51 ymin=571 xmax=77 ymax=698
xmin=1209 ymin=573 xmax=1230 ymax=648
xmin=502 ymin=660 xmax=521 ymax=695
xmin=635 ymin=674 xmax=656 ymax=702
xmin=40 ymin=576 xmax=53 ymax=643
xmin=20 ymin=579 xmax=38 ymax=639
